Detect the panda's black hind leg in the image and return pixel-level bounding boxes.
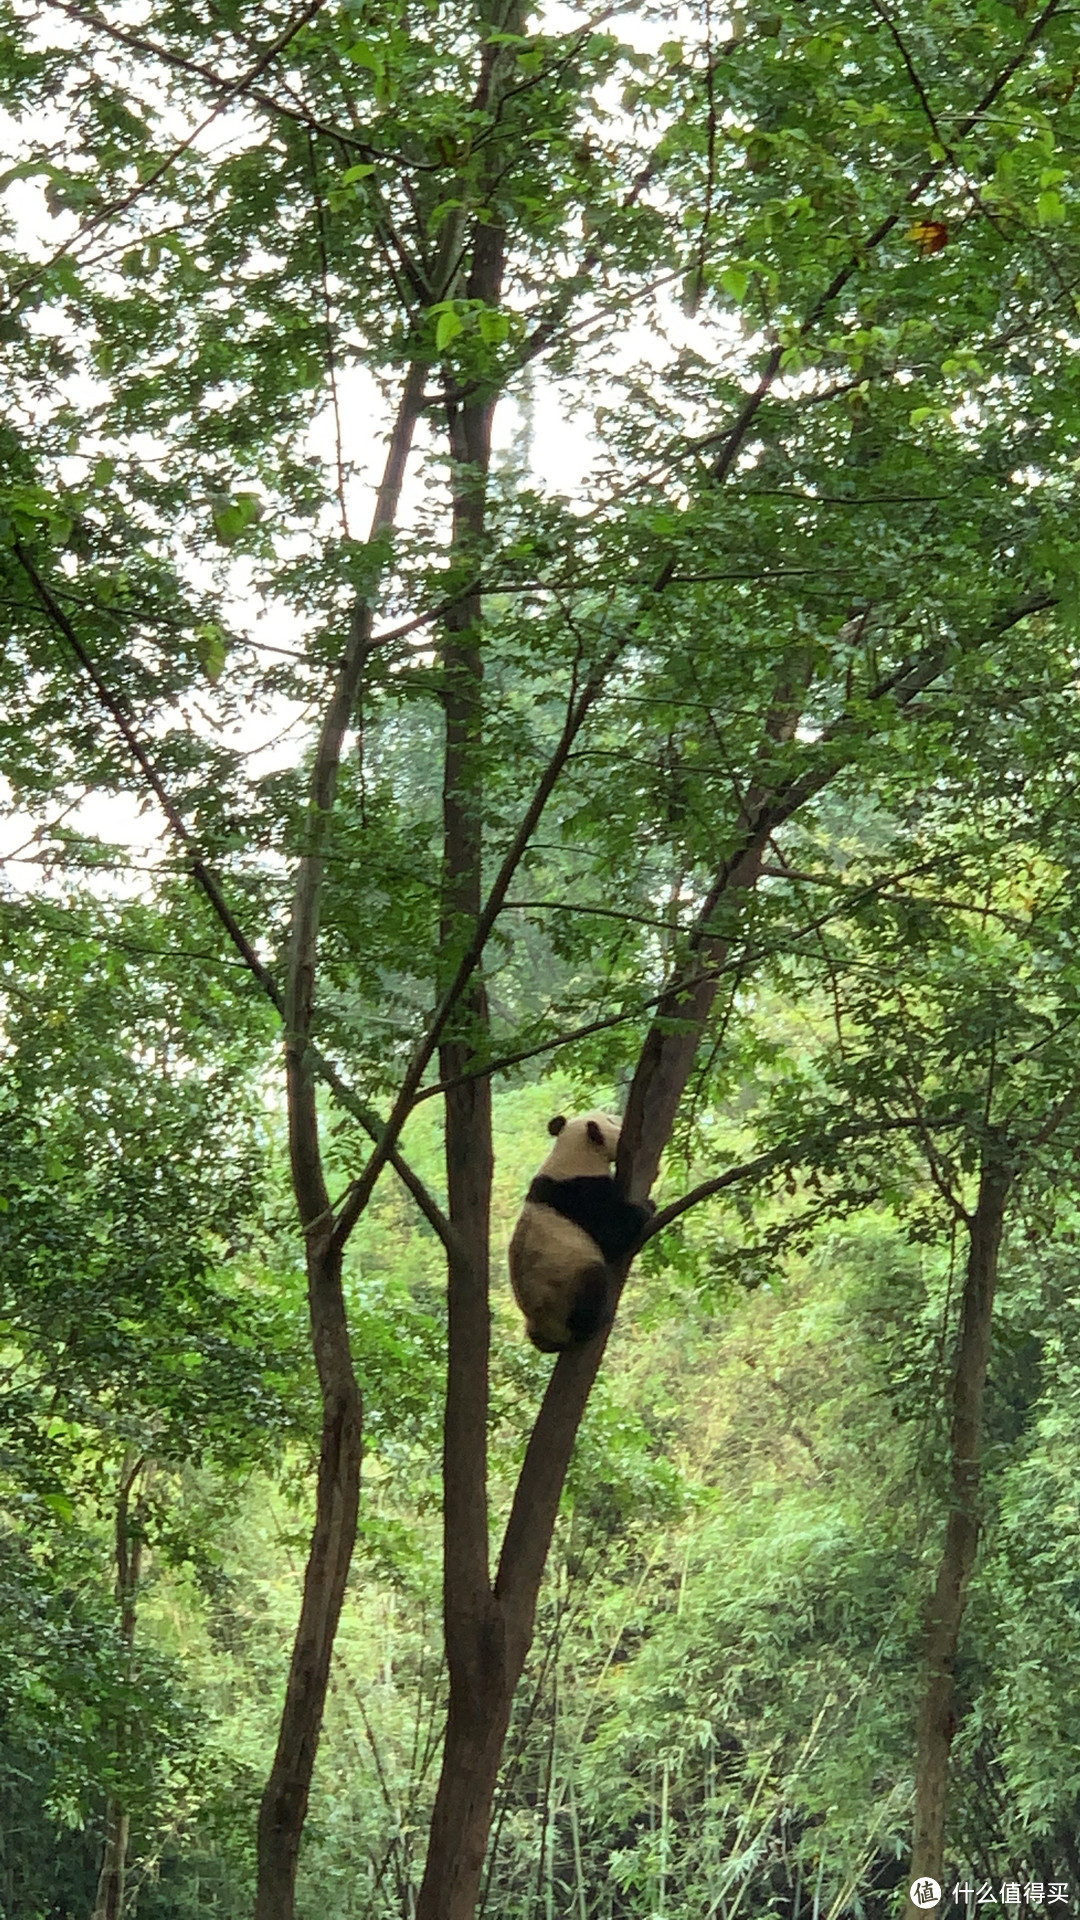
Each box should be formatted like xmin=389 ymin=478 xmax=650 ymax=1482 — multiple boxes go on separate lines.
xmin=566 ymin=1263 xmax=613 ymax=1344
xmin=528 ymin=1329 xmax=567 ymax=1353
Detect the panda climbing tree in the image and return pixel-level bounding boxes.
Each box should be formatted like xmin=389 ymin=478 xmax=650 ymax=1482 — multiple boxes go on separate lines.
xmin=509 ymin=1112 xmax=655 ymax=1352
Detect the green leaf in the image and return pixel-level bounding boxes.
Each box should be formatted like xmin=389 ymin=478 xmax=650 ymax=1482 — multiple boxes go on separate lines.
xmin=195 ymin=623 xmax=228 ymax=683
xmin=342 ymin=162 xmax=376 ymax=184
xmin=476 ymin=307 xmax=510 ymax=345
xmin=345 ymin=42 xmax=382 ymax=72
xmin=720 ymin=265 xmax=750 ymax=304
xmin=210 ymin=492 xmax=262 ymax=547
xmin=435 ymin=309 xmax=464 ymax=351
xmin=1037 ymin=189 xmax=1066 ymax=225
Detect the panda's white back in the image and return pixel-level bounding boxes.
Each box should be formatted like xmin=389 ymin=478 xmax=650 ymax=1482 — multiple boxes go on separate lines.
xmin=508 ymin=1206 xmax=606 ymax=1350
xmin=508 ymin=1111 xmax=622 ymax=1351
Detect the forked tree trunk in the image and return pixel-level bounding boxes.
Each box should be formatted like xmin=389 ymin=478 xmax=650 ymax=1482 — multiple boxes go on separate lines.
xmin=904 ymin=1148 xmax=1011 ymax=1913
xmin=412 ymin=602 xmax=977 ymax=1912
xmin=415 ymin=665 xmax=816 ymax=1916
xmin=416 ymin=1332 xmax=610 ymax=1920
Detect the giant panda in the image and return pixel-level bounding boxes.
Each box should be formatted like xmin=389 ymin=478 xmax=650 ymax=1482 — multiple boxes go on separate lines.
xmin=508 ymin=1111 xmax=654 ymax=1353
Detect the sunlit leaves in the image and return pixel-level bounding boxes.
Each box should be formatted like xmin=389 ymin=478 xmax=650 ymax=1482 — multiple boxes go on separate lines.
xmin=209 ymin=490 xmax=263 ymax=548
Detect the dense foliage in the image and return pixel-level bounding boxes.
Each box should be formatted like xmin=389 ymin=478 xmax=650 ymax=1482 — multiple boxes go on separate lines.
xmin=6 ymin=0 xmax=1080 ymax=1911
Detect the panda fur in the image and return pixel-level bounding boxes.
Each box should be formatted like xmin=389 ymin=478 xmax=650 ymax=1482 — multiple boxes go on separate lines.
xmin=509 ymin=1112 xmax=654 ymax=1353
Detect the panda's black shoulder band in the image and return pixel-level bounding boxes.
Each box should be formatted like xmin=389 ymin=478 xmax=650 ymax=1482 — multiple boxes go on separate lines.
xmin=525 ymin=1175 xmax=651 ymax=1263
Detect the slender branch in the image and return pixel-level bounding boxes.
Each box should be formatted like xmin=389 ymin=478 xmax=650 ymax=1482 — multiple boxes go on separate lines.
xmin=6 ymin=0 xmax=336 ymax=310
xmin=639 ymin=1114 xmax=962 ymax=1244
xmin=411 ymin=989 xmax=687 ymax=1101
xmin=39 ymin=0 xmax=374 ymax=158
xmin=1028 ymin=1079 xmax=1080 ymax=1151
xmin=13 ymin=539 xmax=452 ymax=1250
xmin=329 ymin=645 xmax=618 ymax=1252
xmin=308 ymin=132 xmax=350 ymax=540
xmin=285 ymin=360 xmax=426 ymax=1229
xmin=868 ymin=0 xmax=951 ymax=155
xmin=897 ymin=1047 xmax=970 ymax=1226
xmin=689 ymin=0 xmax=719 ymax=312
xmin=14 ymin=543 xmax=278 ymax=1000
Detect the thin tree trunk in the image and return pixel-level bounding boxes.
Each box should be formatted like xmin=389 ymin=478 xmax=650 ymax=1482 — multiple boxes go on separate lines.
xmin=255 ymin=366 xmax=423 ymax=1920
xmin=92 ymin=1454 xmax=146 ymax=1920
xmin=92 ymin=1810 xmax=131 ymax=1920
xmin=256 ymin=1231 xmax=362 ymax=1916
xmin=414 ymin=17 xmax=529 ymax=1910
xmin=904 ymin=1148 xmax=1011 ymax=1912
xmin=414 ymin=289 xmax=501 ymax=1920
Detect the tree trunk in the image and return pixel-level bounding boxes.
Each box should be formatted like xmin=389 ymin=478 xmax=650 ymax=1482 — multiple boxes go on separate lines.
xmin=92 ymin=1809 xmax=130 ymax=1920
xmin=415 ymin=340 xmax=500 ymax=1920
xmin=255 ymin=1235 xmax=362 ymax=1920
xmin=904 ymin=1149 xmax=1011 ymax=1912
xmin=254 ymin=364 xmax=422 ymax=1920
xmin=92 ymin=1454 xmax=146 ymax=1920
xmin=417 ymin=1610 xmax=520 ymax=1920
xmin=416 ymin=1331 xmax=608 ymax=1920
xmin=413 ymin=11 xmax=528 ymax=1909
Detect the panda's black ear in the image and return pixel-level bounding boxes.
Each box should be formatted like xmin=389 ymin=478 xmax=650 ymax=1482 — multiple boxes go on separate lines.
xmin=547 ymin=1115 xmax=567 ymax=1137
xmin=586 ymin=1120 xmax=604 ymax=1147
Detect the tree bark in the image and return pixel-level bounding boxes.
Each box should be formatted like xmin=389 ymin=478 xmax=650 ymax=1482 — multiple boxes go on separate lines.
xmin=414 ymin=16 xmax=525 ymax=1908
xmin=254 ymin=368 xmax=423 ymax=1920
xmin=904 ymin=1148 xmax=1011 ymax=1912
xmin=256 ymin=1232 xmax=362 ymax=1920
xmin=92 ymin=1808 xmax=131 ymax=1920
xmin=92 ymin=1454 xmax=146 ymax=1920
xmin=416 ymin=670 xmax=815 ymax=1915
xmin=418 ymin=469 xmax=498 ymax=1915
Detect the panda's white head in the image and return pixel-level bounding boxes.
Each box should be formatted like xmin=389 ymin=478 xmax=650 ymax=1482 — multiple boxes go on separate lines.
xmin=538 ymin=1111 xmax=621 ymax=1179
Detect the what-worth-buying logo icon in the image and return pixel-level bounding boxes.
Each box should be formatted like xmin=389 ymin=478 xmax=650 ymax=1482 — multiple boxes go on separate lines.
xmin=910 ymin=1879 xmax=942 ymax=1909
